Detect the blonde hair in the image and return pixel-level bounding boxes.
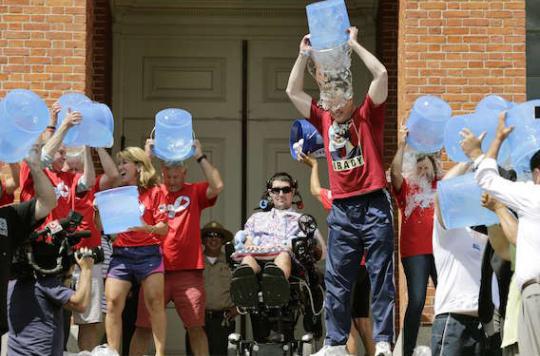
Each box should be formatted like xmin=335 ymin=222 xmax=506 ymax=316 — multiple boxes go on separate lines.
xmin=117 ymin=147 xmax=159 ymax=189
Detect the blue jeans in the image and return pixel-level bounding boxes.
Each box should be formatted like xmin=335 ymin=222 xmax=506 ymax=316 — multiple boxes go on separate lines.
xmin=324 ymin=189 xmax=395 ymax=345
xmin=401 ymin=254 xmax=437 ymax=356
xmin=431 ymin=313 xmax=483 ymax=356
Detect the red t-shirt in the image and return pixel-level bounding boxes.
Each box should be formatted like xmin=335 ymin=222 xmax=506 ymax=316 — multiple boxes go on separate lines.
xmin=0 ymin=180 xmax=14 ymax=206
xmin=19 ymin=161 xmax=78 ymax=227
xmin=73 ymin=175 xmax=102 ymax=249
xmin=393 ymin=178 xmax=437 ymax=258
xmin=113 ymin=186 xmax=168 ymax=247
xmin=309 ymin=96 xmax=387 ymax=199
xmin=159 ymin=182 xmax=217 ymax=271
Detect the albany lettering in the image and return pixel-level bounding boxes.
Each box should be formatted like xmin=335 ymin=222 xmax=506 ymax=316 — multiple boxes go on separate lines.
xmin=332 ymin=156 xmax=364 ymax=171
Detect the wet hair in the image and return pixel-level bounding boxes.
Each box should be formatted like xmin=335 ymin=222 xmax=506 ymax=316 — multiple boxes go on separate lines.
xmin=416 ymin=154 xmax=438 ymax=178
xmin=530 ymin=149 xmax=540 ymax=173
xmin=117 ymin=147 xmax=159 ymax=189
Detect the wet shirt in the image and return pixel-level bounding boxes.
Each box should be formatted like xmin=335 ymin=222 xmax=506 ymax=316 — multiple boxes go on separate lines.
xmin=204 ymin=252 xmax=233 ymax=310
xmin=393 ymin=178 xmax=437 ymax=258
xmin=309 ymin=95 xmax=387 ymax=199
xmin=159 ymin=182 xmax=217 ymax=271
xmin=19 ymin=161 xmax=79 ymax=227
xmin=113 ymin=186 xmax=168 ymax=247
xmin=0 ymin=199 xmax=40 ymax=334
xmin=7 ymin=276 xmax=74 ymax=356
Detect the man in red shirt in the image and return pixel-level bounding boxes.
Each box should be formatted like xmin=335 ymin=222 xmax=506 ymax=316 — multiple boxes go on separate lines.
xmin=130 ymin=139 xmax=224 ymax=356
xmin=287 ymin=27 xmax=394 ymax=356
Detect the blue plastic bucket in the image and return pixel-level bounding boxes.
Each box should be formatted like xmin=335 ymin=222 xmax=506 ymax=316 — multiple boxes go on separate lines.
xmin=57 ymin=92 xmax=91 ymax=123
xmin=62 ymin=102 xmax=114 ymax=148
xmin=444 ymin=113 xmax=510 ymax=163
xmin=289 ymin=119 xmax=325 ymax=160
xmin=406 ymin=95 xmax=452 ymax=153
xmin=506 ymin=100 xmax=540 ymax=174
xmin=153 ymin=108 xmax=194 ymax=162
xmin=94 ymin=186 xmax=142 ymax=234
xmin=475 ymin=94 xmax=514 ymax=113
xmin=0 ymin=89 xmax=49 ymax=162
xmin=306 ymin=0 xmax=350 ymax=50
xmin=438 ymin=173 xmax=499 ymax=229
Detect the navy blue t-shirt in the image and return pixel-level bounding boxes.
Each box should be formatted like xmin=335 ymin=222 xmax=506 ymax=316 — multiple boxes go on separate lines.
xmin=7 ymin=276 xmax=74 ymax=356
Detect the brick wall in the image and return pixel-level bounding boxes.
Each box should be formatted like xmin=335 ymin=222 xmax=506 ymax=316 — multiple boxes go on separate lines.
xmin=91 ymin=0 xmax=112 ymax=106
xmin=397 ymin=0 xmax=528 ymax=325
xmin=0 ymin=0 xmax=94 ymax=103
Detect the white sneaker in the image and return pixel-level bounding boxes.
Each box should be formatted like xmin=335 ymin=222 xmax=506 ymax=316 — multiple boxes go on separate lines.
xmin=311 ymin=344 xmax=349 ymax=356
xmin=375 ymin=341 xmax=392 ymax=356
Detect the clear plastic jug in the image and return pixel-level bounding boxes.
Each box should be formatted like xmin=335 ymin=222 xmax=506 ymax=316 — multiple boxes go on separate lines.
xmin=153 ymin=108 xmax=194 ymax=162
xmin=406 ymin=95 xmax=452 ymax=153
xmin=306 ymin=0 xmax=350 ymax=50
xmin=94 ymin=186 xmax=142 ymax=234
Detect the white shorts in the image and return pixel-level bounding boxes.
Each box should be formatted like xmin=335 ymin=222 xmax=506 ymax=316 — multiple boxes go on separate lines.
xmin=72 ymin=263 xmax=104 ymax=324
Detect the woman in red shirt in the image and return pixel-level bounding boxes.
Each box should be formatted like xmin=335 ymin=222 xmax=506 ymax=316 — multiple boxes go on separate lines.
xmin=104 ymin=147 xmax=168 ymax=356
xmin=391 ymin=127 xmax=439 ymax=356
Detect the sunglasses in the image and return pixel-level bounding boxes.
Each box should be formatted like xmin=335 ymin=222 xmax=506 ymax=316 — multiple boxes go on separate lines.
xmin=269 ymin=187 xmax=293 ymax=194
xmin=205 ymin=231 xmax=224 ymax=239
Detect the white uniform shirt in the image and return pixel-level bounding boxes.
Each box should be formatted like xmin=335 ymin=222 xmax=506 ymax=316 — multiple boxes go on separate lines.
xmin=433 ymin=216 xmax=487 ymax=316
xmin=475 ymin=157 xmax=540 ymax=289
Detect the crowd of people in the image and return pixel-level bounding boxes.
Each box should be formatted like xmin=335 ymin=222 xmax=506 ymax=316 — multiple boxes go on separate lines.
xmin=0 ymin=25 xmax=539 ymax=356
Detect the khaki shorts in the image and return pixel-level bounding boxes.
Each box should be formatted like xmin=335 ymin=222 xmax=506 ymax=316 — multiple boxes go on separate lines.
xmin=72 ymin=264 xmax=104 ymax=324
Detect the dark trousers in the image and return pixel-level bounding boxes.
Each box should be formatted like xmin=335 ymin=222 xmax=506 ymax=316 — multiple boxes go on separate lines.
xmin=324 ymin=189 xmax=395 ymax=345
xmin=186 ymin=311 xmax=236 ymax=356
xmin=401 ymin=254 xmax=437 ymax=356
xmin=432 ymin=313 xmax=483 ymax=356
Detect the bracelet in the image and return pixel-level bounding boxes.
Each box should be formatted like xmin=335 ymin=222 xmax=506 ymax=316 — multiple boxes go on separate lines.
xmin=196 ymin=154 xmax=207 ymax=163
xmin=46 ymin=125 xmax=56 ymax=131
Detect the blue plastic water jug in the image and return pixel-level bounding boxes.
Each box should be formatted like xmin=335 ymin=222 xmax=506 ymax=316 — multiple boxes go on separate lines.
xmin=506 ymin=100 xmax=540 ymax=175
xmin=475 ymin=94 xmax=514 ymax=113
xmin=94 ymin=186 xmax=142 ymax=234
xmin=62 ymin=102 xmax=114 ymax=148
xmin=0 ymin=89 xmax=49 ymax=163
xmin=438 ymin=173 xmax=499 ymax=229
xmin=57 ymin=92 xmax=91 ymax=123
xmin=406 ymin=96 xmax=452 ymax=153
xmin=289 ymin=119 xmax=325 ymax=160
xmin=154 ymin=108 xmax=194 ymax=162
xmin=306 ymin=0 xmax=350 ymax=50
xmin=444 ymin=113 xmax=510 ymax=163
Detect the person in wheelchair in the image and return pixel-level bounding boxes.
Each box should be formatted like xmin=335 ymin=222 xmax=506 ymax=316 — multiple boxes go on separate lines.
xmin=230 ymin=172 xmax=326 ymax=310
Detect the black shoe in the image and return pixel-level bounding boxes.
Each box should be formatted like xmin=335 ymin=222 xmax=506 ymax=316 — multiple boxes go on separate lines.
xmin=230 ymin=264 xmax=259 ymax=308
xmin=261 ymin=263 xmax=290 ymax=307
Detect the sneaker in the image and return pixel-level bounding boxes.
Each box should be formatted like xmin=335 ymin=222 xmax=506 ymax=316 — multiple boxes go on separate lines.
xmin=375 ymin=341 xmax=392 ymax=356
xmin=311 ymin=345 xmax=349 ymax=356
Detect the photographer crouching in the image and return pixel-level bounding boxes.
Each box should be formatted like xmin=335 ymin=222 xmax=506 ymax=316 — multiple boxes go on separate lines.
xmin=0 ymin=144 xmax=57 ymax=352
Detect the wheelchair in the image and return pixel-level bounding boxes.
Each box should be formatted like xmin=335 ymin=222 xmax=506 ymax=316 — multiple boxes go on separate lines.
xmin=225 ymin=214 xmax=325 ymax=356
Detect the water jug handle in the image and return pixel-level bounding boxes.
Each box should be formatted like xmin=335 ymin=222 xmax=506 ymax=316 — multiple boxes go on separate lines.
xmin=150 ymin=127 xmax=156 ymax=139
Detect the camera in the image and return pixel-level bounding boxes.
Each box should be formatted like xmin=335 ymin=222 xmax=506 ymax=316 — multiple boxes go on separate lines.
xmin=12 ymin=211 xmax=103 ymax=279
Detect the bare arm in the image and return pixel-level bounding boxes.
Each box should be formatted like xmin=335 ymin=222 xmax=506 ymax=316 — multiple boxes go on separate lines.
xmin=42 ymin=111 xmax=81 ymax=161
xmin=482 ymin=193 xmax=516 ymax=260
xmin=348 ymin=27 xmax=388 ymax=105
xmin=299 ymin=153 xmax=322 ymax=201
xmin=390 ymin=126 xmax=407 ymax=191
xmin=442 ymin=162 xmax=471 ymax=181
xmin=78 ymin=146 xmax=95 ymax=192
xmin=65 ymin=251 xmax=93 ymax=313
xmin=193 ymin=140 xmax=224 ymax=200
xmin=128 ymin=221 xmax=168 ymax=236
xmin=25 ymin=145 xmax=57 ymax=221
xmin=4 ymin=163 xmax=20 ymax=195
xmin=42 ymin=102 xmax=61 ymax=142
xmin=285 ymin=35 xmax=313 ymax=118
xmin=97 ymin=148 xmax=121 ymax=191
